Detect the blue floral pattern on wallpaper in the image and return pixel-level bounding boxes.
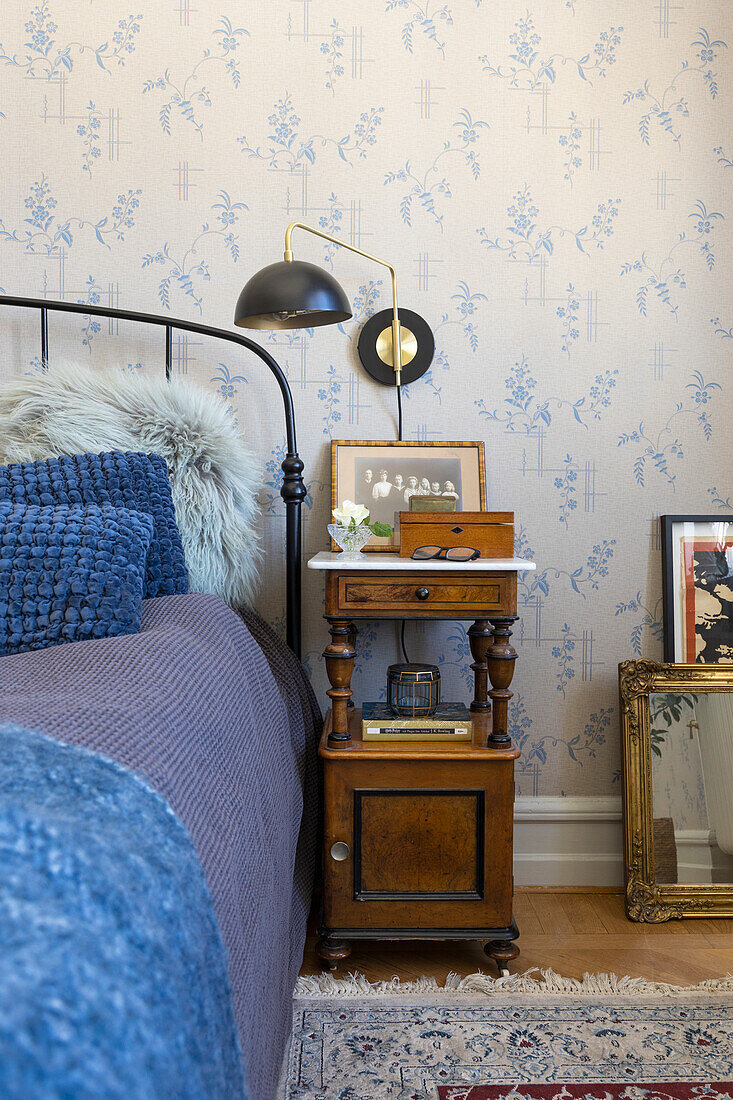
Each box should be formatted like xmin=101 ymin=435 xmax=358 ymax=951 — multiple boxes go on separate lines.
xmin=142 ymin=16 xmax=248 ymax=138
xmin=0 ymin=175 xmax=140 ymax=254
xmin=479 ymin=13 xmax=623 ymax=89
xmin=0 ymin=0 xmax=730 ymax=801
xmin=0 ymin=3 xmax=142 ymax=78
xmin=384 ymin=110 xmax=488 ymax=229
xmin=238 ymin=94 xmax=383 ymax=168
xmin=620 ymin=201 xmax=724 ymax=320
xmin=622 ymin=28 xmax=726 ymax=148
xmin=141 ymin=189 xmax=247 ymax=311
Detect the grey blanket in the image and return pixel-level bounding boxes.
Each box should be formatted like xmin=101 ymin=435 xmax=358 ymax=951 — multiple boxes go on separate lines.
xmin=0 ymin=593 xmax=320 ymax=1100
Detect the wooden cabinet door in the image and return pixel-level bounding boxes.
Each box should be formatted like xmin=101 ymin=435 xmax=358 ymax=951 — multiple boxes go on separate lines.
xmin=322 ymin=757 xmax=514 ymax=933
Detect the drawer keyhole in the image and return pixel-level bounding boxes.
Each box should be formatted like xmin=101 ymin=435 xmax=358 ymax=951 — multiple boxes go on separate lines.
xmin=415 ymin=587 xmax=430 ymax=601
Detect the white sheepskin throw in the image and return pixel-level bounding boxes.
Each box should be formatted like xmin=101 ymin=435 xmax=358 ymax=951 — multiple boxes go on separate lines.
xmin=0 ymin=361 xmax=262 ymax=606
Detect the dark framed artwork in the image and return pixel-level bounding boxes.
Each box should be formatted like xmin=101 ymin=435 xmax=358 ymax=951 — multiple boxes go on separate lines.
xmin=331 ymin=440 xmax=486 ymax=551
xmin=661 ymin=514 xmax=733 ymax=663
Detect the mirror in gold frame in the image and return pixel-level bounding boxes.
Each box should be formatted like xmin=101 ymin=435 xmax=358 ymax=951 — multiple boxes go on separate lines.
xmin=620 ymin=659 xmax=733 ymax=922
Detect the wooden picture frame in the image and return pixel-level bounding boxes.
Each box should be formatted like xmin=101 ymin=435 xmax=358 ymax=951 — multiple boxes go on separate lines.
xmin=661 ymin=514 xmax=733 ymax=662
xmin=331 ymin=440 xmax=486 ymax=552
xmin=619 ymin=658 xmax=733 ymax=920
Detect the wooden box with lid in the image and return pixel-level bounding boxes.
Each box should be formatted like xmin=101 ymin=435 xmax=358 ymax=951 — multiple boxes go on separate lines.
xmin=399 ymin=510 xmax=514 ymax=559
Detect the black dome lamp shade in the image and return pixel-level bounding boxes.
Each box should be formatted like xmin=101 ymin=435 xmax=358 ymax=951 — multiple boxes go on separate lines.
xmin=234 ymin=221 xmax=433 ymax=387
xmin=234 ymin=259 xmax=352 ymax=330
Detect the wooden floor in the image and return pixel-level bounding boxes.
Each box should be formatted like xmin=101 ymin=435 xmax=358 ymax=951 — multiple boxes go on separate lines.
xmin=300 ymin=889 xmax=733 ymax=986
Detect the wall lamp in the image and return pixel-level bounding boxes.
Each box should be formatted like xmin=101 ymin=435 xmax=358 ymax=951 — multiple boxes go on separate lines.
xmin=234 ymin=221 xmax=434 ymax=389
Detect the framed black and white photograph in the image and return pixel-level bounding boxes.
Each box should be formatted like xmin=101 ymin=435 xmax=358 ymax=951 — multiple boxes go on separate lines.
xmin=331 ymin=440 xmax=486 ymax=551
xmin=661 ymin=514 xmax=733 ymax=663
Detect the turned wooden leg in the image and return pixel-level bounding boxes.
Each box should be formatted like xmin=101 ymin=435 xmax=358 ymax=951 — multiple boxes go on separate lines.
xmin=316 ymin=936 xmax=351 ymax=971
xmin=484 ymin=936 xmax=520 ymax=976
xmin=324 ymin=619 xmax=356 ymax=746
xmin=486 ymin=616 xmax=518 ymax=747
xmin=346 ymin=622 xmax=358 ymax=708
xmin=469 ymin=619 xmax=492 ymax=713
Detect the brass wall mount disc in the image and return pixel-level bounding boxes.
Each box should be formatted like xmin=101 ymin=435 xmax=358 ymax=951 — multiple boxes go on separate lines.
xmin=357 ymin=307 xmax=434 ymax=386
xmin=375 ymin=323 xmax=418 ymax=367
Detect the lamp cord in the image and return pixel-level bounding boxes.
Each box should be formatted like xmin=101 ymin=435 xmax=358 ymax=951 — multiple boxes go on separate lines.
xmin=400 ymin=619 xmax=409 ymax=663
xmin=397 ymin=382 xmax=410 ymax=662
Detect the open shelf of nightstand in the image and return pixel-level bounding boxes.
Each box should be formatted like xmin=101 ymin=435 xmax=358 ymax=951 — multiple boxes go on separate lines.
xmin=321 ymin=708 xmax=520 ymax=759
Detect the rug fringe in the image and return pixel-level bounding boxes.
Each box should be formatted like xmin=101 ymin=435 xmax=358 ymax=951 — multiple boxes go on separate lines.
xmin=295 ymin=966 xmax=733 ymax=999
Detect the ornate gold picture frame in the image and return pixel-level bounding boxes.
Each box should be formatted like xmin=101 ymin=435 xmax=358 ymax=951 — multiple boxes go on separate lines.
xmin=620 ymin=658 xmax=733 ymax=921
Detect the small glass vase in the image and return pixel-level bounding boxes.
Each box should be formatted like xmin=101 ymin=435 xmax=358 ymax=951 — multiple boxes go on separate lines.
xmin=328 ymin=522 xmax=373 ymax=559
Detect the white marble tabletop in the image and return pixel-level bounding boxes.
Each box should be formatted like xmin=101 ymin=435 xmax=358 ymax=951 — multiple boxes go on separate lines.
xmin=307 ymin=552 xmax=536 ymax=572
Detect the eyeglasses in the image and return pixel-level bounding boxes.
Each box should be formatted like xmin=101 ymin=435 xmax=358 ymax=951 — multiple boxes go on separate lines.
xmin=411 ymin=545 xmax=480 ymax=562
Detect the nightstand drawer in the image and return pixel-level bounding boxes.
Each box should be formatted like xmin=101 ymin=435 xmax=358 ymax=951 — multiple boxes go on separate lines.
xmin=331 ymin=571 xmax=515 ymax=617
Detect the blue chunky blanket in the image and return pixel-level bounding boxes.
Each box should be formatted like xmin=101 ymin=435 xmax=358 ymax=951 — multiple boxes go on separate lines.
xmin=0 ymin=723 xmax=246 ymax=1100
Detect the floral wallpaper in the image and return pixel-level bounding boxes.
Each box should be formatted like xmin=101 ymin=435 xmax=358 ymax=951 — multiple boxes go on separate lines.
xmin=0 ymin=1 xmax=731 ymax=799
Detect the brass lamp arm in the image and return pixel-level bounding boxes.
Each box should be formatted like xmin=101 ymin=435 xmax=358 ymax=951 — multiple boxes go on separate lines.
xmin=283 ymin=220 xmax=402 ymax=384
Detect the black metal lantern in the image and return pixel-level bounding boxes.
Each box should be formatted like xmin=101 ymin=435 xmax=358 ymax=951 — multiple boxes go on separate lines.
xmin=387 ymin=663 xmax=441 ymax=718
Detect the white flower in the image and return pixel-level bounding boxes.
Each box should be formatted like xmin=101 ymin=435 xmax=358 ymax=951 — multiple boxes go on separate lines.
xmin=332 ymin=500 xmax=370 ymax=527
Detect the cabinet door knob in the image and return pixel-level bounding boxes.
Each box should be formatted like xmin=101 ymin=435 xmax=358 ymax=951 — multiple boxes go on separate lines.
xmin=415 ymin=586 xmax=430 ymax=601
xmin=330 ymin=841 xmax=350 ymax=861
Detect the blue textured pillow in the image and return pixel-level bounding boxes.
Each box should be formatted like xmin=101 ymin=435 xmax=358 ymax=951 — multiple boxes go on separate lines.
xmin=0 ymin=503 xmax=154 ymax=657
xmin=0 ymin=452 xmax=188 ymax=598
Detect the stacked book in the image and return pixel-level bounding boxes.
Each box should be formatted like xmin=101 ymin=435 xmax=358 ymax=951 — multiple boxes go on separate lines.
xmin=362 ymin=702 xmax=473 ymax=742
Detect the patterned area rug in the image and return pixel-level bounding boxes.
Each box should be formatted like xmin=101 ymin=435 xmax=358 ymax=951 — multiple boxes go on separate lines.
xmin=281 ymin=970 xmax=733 ymax=1100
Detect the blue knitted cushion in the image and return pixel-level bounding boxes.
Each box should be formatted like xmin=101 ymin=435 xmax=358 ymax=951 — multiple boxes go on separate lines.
xmin=0 ymin=503 xmax=154 ymax=657
xmin=0 ymin=452 xmax=188 ymax=598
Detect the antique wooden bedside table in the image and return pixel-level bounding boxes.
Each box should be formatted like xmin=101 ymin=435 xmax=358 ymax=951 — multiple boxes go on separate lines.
xmin=307 ymin=552 xmax=536 ymax=973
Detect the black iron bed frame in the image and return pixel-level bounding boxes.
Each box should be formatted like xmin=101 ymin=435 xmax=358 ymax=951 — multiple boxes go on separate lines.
xmin=0 ymin=295 xmax=307 ymax=658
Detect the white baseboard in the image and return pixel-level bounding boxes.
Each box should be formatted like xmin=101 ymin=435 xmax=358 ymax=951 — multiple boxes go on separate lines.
xmin=675 ymin=828 xmax=713 ymax=884
xmin=514 ymin=796 xmax=624 ymax=887
xmin=511 ymin=799 xmax=733 ymax=889
xmin=675 ymin=827 xmax=733 ymax=884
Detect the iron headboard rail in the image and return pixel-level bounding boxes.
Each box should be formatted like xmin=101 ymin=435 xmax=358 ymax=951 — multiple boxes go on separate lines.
xmin=0 ymin=294 xmax=306 ymax=657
